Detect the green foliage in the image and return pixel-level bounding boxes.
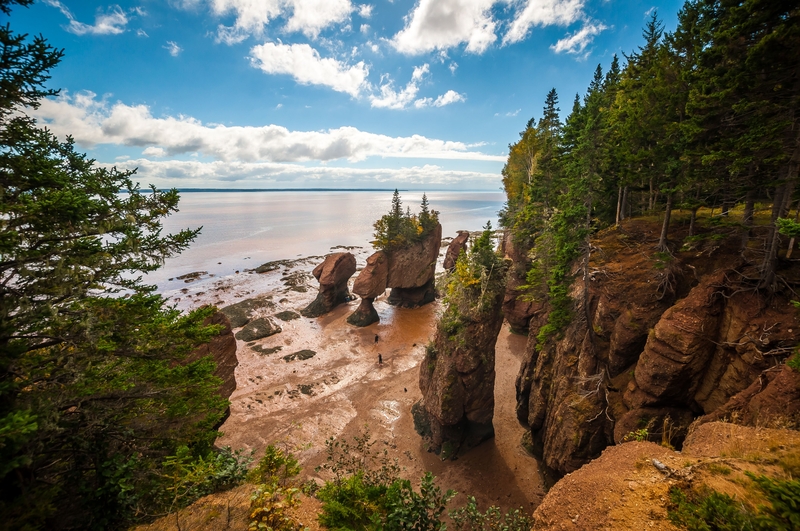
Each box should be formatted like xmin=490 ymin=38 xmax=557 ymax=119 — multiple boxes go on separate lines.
xmin=248 ymin=445 xmax=302 ymax=487
xmin=0 ymin=3 xmax=232 ymax=528
xmin=373 ymin=190 xmax=439 ymax=252
xmin=667 ymin=474 xmax=800 ymax=531
xmin=161 ymin=445 xmax=252 ymax=513
xmin=444 ymin=222 xmax=506 ymax=324
xmin=622 ymin=428 xmax=650 ymax=443
xmin=449 ymin=496 xmax=533 ymax=531
xmin=248 ymin=445 xmax=306 ymax=531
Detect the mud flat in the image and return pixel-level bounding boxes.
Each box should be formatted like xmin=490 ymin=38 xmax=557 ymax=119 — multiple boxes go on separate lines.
xmin=161 ymin=245 xmax=547 ymax=512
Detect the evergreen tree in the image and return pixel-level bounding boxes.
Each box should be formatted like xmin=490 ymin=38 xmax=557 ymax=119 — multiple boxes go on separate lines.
xmin=0 ymin=2 xmax=230 ymax=527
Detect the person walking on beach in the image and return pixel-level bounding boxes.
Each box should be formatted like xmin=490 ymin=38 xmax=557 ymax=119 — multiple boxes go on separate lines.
xmin=378 ymin=354 xmax=383 ymax=364
xmin=375 ymin=334 xmax=379 ymax=344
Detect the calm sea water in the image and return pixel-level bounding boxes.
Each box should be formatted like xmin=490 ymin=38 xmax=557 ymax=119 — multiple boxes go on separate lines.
xmin=149 ymin=190 xmax=505 ymax=290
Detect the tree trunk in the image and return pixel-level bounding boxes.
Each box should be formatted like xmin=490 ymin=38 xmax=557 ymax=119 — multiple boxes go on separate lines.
xmin=787 ymin=201 xmax=800 ymax=259
xmin=689 ymin=207 xmax=698 ymax=237
xmin=741 ymin=189 xmax=755 ymax=251
xmin=759 ymin=174 xmax=796 ymax=290
xmin=621 ymin=186 xmax=629 ymax=220
xmin=615 ymin=186 xmax=623 ymax=226
xmin=658 ymin=193 xmax=673 ymax=252
xmin=649 ymin=178 xmax=655 ymax=211
xmin=584 ymin=190 xmax=594 ymax=339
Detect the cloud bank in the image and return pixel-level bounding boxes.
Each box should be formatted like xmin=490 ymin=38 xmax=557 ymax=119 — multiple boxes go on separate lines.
xmin=32 ymin=92 xmax=504 ymax=163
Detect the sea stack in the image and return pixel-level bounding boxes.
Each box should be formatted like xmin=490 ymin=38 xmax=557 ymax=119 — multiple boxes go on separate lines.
xmin=347 ymin=251 xmax=389 ymax=326
xmin=385 ymin=222 xmax=442 ymax=308
xmin=301 ymin=252 xmax=357 ymax=318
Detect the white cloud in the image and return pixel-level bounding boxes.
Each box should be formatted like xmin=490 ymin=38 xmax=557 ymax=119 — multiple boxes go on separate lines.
xmin=550 ymin=22 xmax=606 ymax=55
xmin=449 ymin=62 xmax=458 ymax=74
xmin=504 ymin=0 xmax=585 ymax=44
xmin=369 ymin=64 xmax=429 ymax=109
xmin=104 ymin=158 xmax=502 ymax=188
xmin=433 ymin=90 xmax=465 ymax=106
xmin=44 ymin=1 xmax=129 ymax=35
xmin=164 ymin=41 xmax=183 ymax=56
xmin=275 ymin=103 xmax=283 ymax=109
xmin=249 ymin=42 xmax=369 ymax=97
xmin=143 ymin=146 xmax=167 ymax=157
xmin=32 ymin=92 xmax=505 ymax=163
xmin=360 ymin=23 xmax=370 ymax=34
xmin=136 ymin=28 xmax=148 ymax=37
xmin=358 ymin=4 xmax=373 ymax=18
xmin=392 ymin=0 xmax=497 ymax=55
xmin=208 ymin=0 xmax=354 ymax=41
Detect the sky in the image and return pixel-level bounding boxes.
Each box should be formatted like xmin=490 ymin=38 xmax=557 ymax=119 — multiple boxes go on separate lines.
xmin=10 ymin=0 xmax=685 ymax=190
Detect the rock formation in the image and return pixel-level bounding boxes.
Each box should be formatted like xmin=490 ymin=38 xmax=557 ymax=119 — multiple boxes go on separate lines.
xmin=186 ymin=311 xmax=238 ymax=400
xmin=443 ymin=231 xmax=469 ymax=271
xmin=301 ymin=252 xmax=357 ymax=317
xmin=347 ymin=251 xmax=389 ymax=326
xmin=386 ymin=222 xmax=442 ymax=308
xmin=414 ymin=299 xmax=505 ymax=458
xmin=413 ymin=236 xmax=506 ymax=459
xmin=348 ymin=223 xmax=442 ymax=325
xmin=514 ymin=221 xmax=800 ymax=474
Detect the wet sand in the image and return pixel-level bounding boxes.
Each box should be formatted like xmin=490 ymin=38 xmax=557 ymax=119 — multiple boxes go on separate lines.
xmin=167 ymin=247 xmax=547 ymax=513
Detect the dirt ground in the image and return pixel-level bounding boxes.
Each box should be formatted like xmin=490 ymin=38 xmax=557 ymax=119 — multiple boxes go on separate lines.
xmin=134 ymin=246 xmax=547 ymax=531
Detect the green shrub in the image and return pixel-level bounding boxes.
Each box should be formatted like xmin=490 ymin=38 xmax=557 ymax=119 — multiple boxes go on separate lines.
xmin=449 ymin=496 xmax=533 ymax=531
xmin=667 ymin=474 xmax=800 ymax=531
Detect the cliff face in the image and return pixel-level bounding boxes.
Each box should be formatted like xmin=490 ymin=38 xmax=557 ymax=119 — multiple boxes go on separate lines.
xmin=514 ymin=220 xmax=800 ymax=474
xmin=187 ymin=311 xmax=238 ymax=401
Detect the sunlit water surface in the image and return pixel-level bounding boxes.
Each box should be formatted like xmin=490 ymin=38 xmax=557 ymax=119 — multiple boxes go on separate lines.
xmin=149 ymin=190 xmax=505 ymax=292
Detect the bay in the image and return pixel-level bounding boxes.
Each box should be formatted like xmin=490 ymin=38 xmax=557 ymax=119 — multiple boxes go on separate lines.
xmin=150 ymin=190 xmax=505 ymax=291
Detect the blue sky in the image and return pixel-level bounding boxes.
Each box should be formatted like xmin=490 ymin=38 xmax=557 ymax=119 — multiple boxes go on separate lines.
xmin=11 ymin=0 xmax=685 ymax=190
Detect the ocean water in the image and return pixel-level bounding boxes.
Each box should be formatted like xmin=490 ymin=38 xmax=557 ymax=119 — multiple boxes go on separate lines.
xmin=149 ymin=190 xmax=505 ymax=291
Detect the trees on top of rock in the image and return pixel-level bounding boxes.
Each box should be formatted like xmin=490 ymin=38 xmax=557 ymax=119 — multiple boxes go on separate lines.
xmin=373 ymin=190 xmax=440 ymax=252
xmin=349 ymin=192 xmax=442 ymax=325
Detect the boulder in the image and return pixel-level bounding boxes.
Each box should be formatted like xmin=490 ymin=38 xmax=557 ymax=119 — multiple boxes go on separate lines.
xmin=220 ymin=296 xmax=275 ymax=328
xmin=301 ymin=252 xmax=357 ymax=318
xmin=186 ymin=311 xmax=238 ymax=400
xmin=234 ymin=317 xmax=281 ymax=342
xmin=443 ymin=231 xmax=469 ymax=271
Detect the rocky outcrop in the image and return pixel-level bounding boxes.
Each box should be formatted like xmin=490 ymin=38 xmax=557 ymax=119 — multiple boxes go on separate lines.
xmin=414 ymin=254 xmax=506 ymax=459
xmin=348 ymin=224 xmax=442 ymax=325
xmin=443 ymin=231 xmax=469 ymax=271
xmin=514 ymin=221 xmax=800 ymax=474
xmin=694 ymin=364 xmax=800 ymax=428
xmin=187 ymin=311 xmax=238 ymax=400
xmin=386 ymin=223 xmax=442 ymax=308
xmin=415 ymin=302 xmax=505 ymax=459
xmin=301 ymin=252 xmax=357 ymax=317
